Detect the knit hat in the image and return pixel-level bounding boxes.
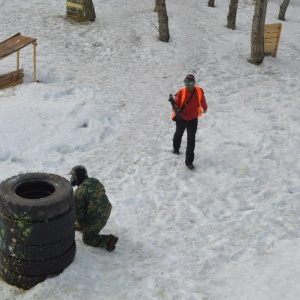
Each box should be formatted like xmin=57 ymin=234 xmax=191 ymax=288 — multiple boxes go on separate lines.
xmin=184 ymin=74 xmax=195 ymax=82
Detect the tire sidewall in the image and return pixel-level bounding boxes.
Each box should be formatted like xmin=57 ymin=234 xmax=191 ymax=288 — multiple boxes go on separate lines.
xmin=0 ymin=207 xmax=75 ymax=245
xmin=0 ymin=173 xmax=73 ymax=221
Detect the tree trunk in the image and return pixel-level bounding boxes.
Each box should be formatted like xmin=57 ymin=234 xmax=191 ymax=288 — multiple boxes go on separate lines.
xmin=84 ymin=0 xmax=96 ymax=21
xmin=208 ymin=0 xmax=215 ymax=7
xmin=250 ymin=0 xmax=268 ymax=65
xmin=156 ymin=0 xmax=170 ymax=42
xmin=278 ymin=0 xmax=290 ymax=21
xmin=227 ymin=0 xmax=239 ymax=30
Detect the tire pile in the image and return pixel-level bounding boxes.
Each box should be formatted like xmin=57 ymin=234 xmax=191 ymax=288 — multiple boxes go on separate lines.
xmin=0 ymin=173 xmax=76 ymax=289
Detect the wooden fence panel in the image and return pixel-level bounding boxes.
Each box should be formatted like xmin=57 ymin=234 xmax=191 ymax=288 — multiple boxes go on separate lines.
xmin=264 ymin=23 xmax=282 ymax=57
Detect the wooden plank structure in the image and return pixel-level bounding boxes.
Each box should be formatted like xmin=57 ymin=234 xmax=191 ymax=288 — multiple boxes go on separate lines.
xmin=0 ymin=33 xmax=37 ymax=90
xmin=264 ymin=23 xmax=282 ymax=57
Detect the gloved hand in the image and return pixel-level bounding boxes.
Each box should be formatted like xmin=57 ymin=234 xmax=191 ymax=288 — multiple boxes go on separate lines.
xmin=168 ymin=94 xmax=175 ymax=106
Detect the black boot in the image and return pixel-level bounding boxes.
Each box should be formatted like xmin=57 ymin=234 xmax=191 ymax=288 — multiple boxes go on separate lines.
xmin=185 ymin=163 xmax=194 ymax=170
xmin=106 ymin=234 xmax=119 ymax=251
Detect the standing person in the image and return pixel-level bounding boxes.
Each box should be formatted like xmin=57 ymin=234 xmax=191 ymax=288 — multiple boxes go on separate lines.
xmin=69 ymin=165 xmax=118 ymax=251
xmin=171 ymin=74 xmax=208 ymax=169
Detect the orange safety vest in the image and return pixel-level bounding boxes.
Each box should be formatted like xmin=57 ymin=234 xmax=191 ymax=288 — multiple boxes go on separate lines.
xmin=171 ymin=87 xmax=203 ymax=120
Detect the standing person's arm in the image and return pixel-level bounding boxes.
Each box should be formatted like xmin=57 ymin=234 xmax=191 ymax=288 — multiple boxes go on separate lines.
xmin=201 ymin=89 xmax=208 ymax=113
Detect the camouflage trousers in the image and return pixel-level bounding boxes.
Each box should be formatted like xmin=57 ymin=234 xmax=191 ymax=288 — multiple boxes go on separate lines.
xmin=82 ymin=204 xmax=112 ymax=248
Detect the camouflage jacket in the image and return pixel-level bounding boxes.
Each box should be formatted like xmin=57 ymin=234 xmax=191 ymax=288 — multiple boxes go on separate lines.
xmin=74 ymin=177 xmax=112 ymax=227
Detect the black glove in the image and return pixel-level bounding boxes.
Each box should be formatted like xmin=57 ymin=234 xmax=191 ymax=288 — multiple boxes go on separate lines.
xmin=168 ymin=94 xmax=175 ymax=106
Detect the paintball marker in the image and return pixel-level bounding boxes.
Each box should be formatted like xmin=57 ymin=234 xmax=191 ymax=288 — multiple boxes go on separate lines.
xmin=168 ymin=94 xmax=184 ymax=121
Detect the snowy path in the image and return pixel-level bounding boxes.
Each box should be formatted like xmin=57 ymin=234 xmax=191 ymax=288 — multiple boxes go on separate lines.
xmin=80 ymin=1 xmax=300 ymax=298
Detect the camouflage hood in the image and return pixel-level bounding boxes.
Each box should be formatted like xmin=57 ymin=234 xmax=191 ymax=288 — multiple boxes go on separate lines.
xmin=69 ymin=165 xmax=88 ymax=186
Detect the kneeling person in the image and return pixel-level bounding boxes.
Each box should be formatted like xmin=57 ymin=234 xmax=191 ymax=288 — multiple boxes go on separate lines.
xmin=70 ymin=165 xmax=118 ymax=251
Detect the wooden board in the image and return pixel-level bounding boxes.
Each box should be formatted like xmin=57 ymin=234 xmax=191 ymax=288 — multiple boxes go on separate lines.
xmin=0 ymin=34 xmax=36 ymax=60
xmin=0 ymin=69 xmax=24 ymax=90
xmin=264 ymin=23 xmax=282 ymax=57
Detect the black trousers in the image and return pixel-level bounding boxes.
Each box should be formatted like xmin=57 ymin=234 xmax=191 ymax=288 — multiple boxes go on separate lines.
xmin=173 ymin=118 xmax=198 ymax=164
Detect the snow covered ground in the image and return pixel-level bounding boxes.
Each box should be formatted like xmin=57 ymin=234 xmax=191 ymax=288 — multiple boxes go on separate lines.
xmin=1 ymin=0 xmax=300 ymax=299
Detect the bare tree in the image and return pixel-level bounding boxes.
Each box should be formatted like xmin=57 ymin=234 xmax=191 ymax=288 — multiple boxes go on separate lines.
xmin=84 ymin=0 xmax=96 ymax=21
xmin=278 ymin=0 xmax=290 ymax=20
xmin=208 ymin=0 xmax=215 ymax=7
xmin=250 ymin=0 xmax=268 ymax=65
xmin=156 ymin=0 xmax=170 ymax=42
xmin=227 ymin=0 xmax=239 ymax=29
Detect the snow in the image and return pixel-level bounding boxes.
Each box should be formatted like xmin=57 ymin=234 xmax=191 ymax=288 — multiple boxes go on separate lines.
xmin=0 ymin=0 xmax=300 ymax=299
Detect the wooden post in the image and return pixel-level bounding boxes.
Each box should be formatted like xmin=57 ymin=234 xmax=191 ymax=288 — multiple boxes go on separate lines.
xmin=17 ymin=51 xmax=20 ymax=70
xmin=33 ymin=42 xmax=37 ymax=82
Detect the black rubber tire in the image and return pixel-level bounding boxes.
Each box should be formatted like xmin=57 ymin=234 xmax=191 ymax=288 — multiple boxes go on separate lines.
xmin=0 ymin=231 xmax=75 ymax=260
xmin=0 ymin=242 xmax=76 ymax=277
xmin=0 ymin=262 xmax=47 ymax=290
xmin=0 ymin=173 xmax=73 ymax=222
xmin=0 ymin=206 xmax=75 ymax=245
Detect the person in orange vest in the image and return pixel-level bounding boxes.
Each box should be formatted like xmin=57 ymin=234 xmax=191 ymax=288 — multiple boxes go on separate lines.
xmin=171 ymin=74 xmax=208 ymax=169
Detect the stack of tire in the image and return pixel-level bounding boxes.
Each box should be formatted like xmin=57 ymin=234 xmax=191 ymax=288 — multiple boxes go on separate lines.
xmin=0 ymin=173 xmax=76 ymax=289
